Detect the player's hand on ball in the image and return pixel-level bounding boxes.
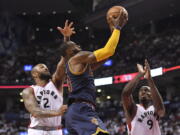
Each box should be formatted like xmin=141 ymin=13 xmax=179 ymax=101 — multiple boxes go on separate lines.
xmin=119 ymin=8 xmax=128 ymax=28
xmin=111 ymin=10 xmax=128 ymax=29
xmin=107 ymin=6 xmax=128 ymax=31
xmin=58 ymin=105 xmax=68 ymax=116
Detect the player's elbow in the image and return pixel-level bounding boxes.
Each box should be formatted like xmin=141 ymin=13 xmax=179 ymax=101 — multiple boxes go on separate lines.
xmin=107 ymin=47 xmax=115 ymax=56
xmin=101 ymin=45 xmax=116 ymax=57
xmin=31 ymin=111 xmax=40 ymax=118
xmin=94 ymin=47 xmax=115 ymax=62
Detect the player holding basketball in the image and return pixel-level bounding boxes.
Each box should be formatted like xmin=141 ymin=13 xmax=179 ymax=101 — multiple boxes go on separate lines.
xmin=59 ymin=7 xmax=128 ymax=135
xmin=122 ymin=60 xmax=165 ymax=135
xmin=22 ymin=20 xmax=75 ymax=135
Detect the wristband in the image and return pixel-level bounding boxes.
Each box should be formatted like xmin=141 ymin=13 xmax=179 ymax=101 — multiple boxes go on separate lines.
xmin=115 ymin=26 xmax=122 ymax=30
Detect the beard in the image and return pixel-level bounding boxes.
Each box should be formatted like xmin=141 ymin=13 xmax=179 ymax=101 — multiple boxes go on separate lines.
xmin=39 ymin=72 xmax=52 ymax=81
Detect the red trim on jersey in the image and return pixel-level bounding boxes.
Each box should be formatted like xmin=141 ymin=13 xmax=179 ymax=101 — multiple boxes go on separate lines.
xmin=127 ymin=122 xmax=132 ymax=131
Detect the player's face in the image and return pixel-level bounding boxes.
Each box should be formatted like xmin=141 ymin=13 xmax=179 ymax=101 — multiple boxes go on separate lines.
xmin=35 ymin=64 xmax=51 ymax=80
xmin=139 ymin=86 xmax=152 ymax=101
xmin=67 ymin=41 xmax=82 ymax=56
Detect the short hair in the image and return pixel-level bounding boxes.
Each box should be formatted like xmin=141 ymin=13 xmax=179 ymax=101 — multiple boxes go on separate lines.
xmin=31 ymin=66 xmax=37 ymax=79
xmin=30 ymin=64 xmax=40 ymax=77
xmin=31 ymin=64 xmax=43 ymax=76
xmin=59 ymin=42 xmax=71 ymax=57
xmin=139 ymin=86 xmax=150 ymax=91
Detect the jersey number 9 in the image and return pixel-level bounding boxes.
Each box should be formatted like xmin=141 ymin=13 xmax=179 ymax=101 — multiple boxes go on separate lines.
xmin=147 ymin=120 xmax=153 ymax=129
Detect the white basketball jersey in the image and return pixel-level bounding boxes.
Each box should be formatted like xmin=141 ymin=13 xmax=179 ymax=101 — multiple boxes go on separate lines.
xmin=127 ymin=104 xmax=161 ymax=135
xmin=29 ymin=81 xmax=63 ymax=127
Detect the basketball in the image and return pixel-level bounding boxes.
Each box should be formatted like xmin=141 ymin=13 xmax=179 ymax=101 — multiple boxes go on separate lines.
xmin=106 ymin=6 xmax=128 ymax=28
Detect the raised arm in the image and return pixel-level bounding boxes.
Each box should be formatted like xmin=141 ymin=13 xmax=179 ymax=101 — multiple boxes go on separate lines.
xmin=71 ymin=10 xmax=127 ymax=65
xmin=57 ymin=20 xmax=76 ymax=42
xmin=122 ymin=64 xmax=147 ymax=121
xmin=53 ymin=21 xmax=75 ymax=90
xmin=52 ymin=57 xmax=66 ymax=91
xmin=22 ymin=87 xmax=67 ymax=118
xmin=144 ymin=60 xmax=165 ymax=117
xmin=71 ymin=28 xmax=121 ymax=65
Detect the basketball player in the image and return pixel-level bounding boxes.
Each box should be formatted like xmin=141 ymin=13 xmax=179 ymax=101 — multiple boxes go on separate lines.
xmin=121 ymin=60 xmax=165 ymax=135
xmin=22 ymin=20 xmax=75 ymax=135
xmin=59 ymin=11 xmax=128 ymax=135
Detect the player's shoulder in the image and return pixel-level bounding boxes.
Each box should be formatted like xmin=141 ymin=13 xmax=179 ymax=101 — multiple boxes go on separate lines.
xmin=22 ymin=87 xmax=34 ymax=96
xmin=74 ymin=51 xmax=92 ymax=57
xmin=70 ymin=51 xmax=92 ymax=62
xmin=148 ymin=105 xmax=155 ymax=109
xmin=47 ymin=80 xmax=56 ymax=87
xmin=136 ymin=104 xmax=141 ymax=107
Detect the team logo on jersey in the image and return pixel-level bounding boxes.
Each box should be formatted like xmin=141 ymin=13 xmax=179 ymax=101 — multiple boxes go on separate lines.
xmin=91 ymin=117 xmax=99 ymax=125
xmin=38 ymin=89 xmax=58 ymax=99
xmin=36 ymin=89 xmax=58 ymax=106
xmin=137 ymin=111 xmax=156 ymax=122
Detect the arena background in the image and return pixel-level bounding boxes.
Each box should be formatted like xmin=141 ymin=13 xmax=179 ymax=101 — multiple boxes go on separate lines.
xmin=0 ymin=0 xmax=180 ymax=135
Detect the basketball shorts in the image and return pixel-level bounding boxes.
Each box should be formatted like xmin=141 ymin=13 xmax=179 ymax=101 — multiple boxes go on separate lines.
xmin=65 ymin=102 xmax=109 ymax=135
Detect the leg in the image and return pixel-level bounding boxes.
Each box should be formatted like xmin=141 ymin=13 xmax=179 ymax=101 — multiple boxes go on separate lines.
xmin=65 ymin=103 xmax=109 ymax=135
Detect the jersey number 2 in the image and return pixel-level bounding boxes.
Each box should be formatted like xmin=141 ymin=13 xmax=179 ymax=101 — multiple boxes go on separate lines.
xmin=43 ymin=98 xmax=50 ymax=108
xmin=147 ymin=120 xmax=153 ymax=129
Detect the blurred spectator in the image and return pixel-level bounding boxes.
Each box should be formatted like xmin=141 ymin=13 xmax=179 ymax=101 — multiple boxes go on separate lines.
xmin=0 ymin=22 xmax=179 ymax=85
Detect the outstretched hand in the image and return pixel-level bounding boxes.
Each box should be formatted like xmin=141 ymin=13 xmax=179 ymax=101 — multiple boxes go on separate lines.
xmin=144 ymin=59 xmax=151 ymax=79
xmin=137 ymin=63 xmax=147 ymax=77
xmin=57 ymin=20 xmax=76 ymax=38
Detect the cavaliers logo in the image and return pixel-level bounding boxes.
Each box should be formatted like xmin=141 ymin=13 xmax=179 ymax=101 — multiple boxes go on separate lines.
xmin=91 ymin=117 xmax=99 ymax=125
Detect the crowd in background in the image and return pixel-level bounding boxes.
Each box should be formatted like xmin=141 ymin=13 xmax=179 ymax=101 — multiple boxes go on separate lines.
xmin=0 ymin=19 xmax=180 ymax=85
xmin=94 ymin=27 xmax=180 ymax=78
xmin=93 ymin=0 xmax=120 ymax=11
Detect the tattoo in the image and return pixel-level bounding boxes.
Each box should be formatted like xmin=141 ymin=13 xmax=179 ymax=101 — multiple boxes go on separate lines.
xmin=22 ymin=88 xmax=59 ymax=118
